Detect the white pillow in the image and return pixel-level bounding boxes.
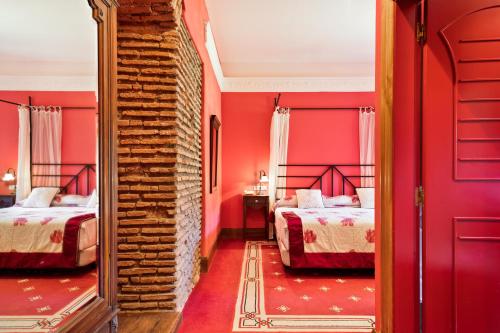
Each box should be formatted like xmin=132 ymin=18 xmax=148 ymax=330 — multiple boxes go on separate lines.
xmin=323 ymin=195 xmax=361 ymax=208
xmin=86 ymin=189 xmax=98 ymax=208
xmin=52 ymin=194 xmax=90 ymax=207
xmin=23 ymin=187 xmax=60 ymax=208
xmin=356 ymin=188 xmax=375 ymax=209
xmin=14 ymin=199 xmax=26 ymax=207
xmin=296 ymin=189 xmax=324 ymax=209
xmin=275 ymin=195 xmax=298 ymax=208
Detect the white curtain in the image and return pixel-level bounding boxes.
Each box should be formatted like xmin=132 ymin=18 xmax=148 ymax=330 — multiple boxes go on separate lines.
xmin=31 ymin=107 xmax=62 ymax=188
xmin=268 ymin=107 xmax=290 ymax=207
xmin=359 ymin=108 xmax=375 ymax=187
xmin=16 ymin=106 xmax=31 ymax=202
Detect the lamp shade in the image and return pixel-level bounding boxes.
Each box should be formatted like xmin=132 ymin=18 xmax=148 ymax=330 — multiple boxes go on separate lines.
xmin=2 ymin=169 xmax=15 ymax=182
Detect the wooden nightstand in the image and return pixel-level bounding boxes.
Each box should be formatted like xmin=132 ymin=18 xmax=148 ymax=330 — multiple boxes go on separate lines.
xmin=243 ymin=194 xmax=270 ymax=239
xmin=0 ymin=194 xmax=16 ymax=208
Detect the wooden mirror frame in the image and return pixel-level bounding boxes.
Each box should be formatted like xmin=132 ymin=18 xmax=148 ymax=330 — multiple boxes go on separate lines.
xmin=209 ymin=115 xmax=221 ymax=194
xmin=55 ymin=0 xmax=118 ymax=332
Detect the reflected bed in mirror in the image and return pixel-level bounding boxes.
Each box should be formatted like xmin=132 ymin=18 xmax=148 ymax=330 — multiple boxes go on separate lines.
xmin=0 ymin=1 xmax=103 ymax=331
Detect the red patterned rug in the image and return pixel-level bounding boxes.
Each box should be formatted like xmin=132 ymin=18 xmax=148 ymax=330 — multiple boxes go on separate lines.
xmin=233 ymin=242 xmax=375 ymax=332
xmin=0 ymin=268 xmax=97 ymax=332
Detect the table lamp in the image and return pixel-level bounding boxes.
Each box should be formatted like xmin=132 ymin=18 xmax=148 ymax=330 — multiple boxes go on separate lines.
xmin=2 ymin=168 xmax=16 ymax=194
xmin=258 ymin=170 xmax=269 ymax=195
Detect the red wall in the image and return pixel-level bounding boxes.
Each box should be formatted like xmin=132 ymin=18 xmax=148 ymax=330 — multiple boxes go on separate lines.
xmin=221 ymin=92 xmax=375 ymax=229
xmin=0 ymin=91 xmax=97 ymax=195
xmin=183 ymin=0 xmax=223 ymax=257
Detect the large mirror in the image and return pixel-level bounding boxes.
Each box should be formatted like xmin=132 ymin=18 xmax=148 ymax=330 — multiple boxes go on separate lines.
xmin=0 ymin=1 xmax=117 ymax=332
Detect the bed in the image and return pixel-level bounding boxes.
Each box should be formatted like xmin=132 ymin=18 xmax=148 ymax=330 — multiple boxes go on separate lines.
xmin=0 ymin=164 xmax=97 ymax=269
xmin=272 ymin=164 xmax=375 ymax=269
xmin=274 ymin=206 xmax=374 ymax=269
xmin=0 ymin=206 xmax=97 ymax=269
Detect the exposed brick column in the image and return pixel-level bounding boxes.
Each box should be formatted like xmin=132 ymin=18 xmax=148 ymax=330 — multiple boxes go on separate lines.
xmin=173 ymin=20 xmax=203 ymax=309
xmin=116 ymin=0 xmax=202 ymax=312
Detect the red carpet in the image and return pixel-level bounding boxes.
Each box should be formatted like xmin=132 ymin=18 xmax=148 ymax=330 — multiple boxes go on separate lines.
xmin=179 ymin=240 xmax=375 ymax=333
xmin=0 ymin=268 xmax=97 ymax=332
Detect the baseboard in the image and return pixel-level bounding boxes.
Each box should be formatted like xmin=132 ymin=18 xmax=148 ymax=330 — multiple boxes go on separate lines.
xmin=118 ymin=311 xmax=182 ymax=333
xmin=200 ymin=230 xmax=221 ymax=273
xmin=220 ymin=228 xmax=266 ymax=239
xmin=172 ymin=312 xmax=183 ymax=333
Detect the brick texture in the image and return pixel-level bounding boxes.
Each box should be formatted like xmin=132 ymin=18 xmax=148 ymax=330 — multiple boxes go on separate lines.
xmin=117 ymin=0 xmax=202 ymax=312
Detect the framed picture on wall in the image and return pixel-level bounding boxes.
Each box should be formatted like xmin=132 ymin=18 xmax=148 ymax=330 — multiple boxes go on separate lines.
xmin=210 ymin=115 xmax=221 ymax=193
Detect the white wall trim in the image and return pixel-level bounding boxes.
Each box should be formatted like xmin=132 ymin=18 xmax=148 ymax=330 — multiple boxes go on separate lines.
xmin=205 ymin=22 xmax=225 ymax=91
xmin=0 ymin=75 xmax=97 ymax=91
xmin=222 ymin=76 xmax=375 ymax=92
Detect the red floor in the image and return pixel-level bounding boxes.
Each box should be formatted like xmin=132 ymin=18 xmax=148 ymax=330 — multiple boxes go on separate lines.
xmin=0 ymin=267 xmax=97 ymax=332
xmin=179 ymin=240 xmax=245 ymax=333
xmin=178 ymin=240 xmax=375 ymax=333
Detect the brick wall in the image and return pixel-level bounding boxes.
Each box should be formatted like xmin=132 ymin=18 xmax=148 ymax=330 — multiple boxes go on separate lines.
xmin=173 ymin=20 xmax=203 ymax=310
xmin=116 ymin=0 xmax=202 ymax=312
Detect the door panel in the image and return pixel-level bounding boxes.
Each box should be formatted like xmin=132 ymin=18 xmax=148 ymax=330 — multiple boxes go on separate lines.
xmin=454 ymin=218 xmax=500 ymax=333
xmin=423 ymin=2 xmax=500 ymax=332
xmin=440 ymin=6 xmax=500 ymax=180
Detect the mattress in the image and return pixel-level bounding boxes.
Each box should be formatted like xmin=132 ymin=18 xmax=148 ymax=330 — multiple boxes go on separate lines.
xmin=274 ymin=207 xmax=375 ymax=268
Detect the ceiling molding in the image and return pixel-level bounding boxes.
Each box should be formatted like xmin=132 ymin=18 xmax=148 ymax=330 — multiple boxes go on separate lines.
xmin=205 ymin=0 xmax=375 ymax=85
xmin=0 ymin=75 xmax=97 ymax=92
xmin=204 ymin=20 xmax=374 ymax=93
xmin=0 ymin=61 xmax=96 ymax=77
xmin=223 ymin=77 xmax=375 ymax=92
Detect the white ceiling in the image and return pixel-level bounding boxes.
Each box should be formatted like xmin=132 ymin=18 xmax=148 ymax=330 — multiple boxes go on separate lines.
xmin=0 ymin=0 xmax=97 ymax=90
xmin=205 ymin=0 xmax=376 ymax=79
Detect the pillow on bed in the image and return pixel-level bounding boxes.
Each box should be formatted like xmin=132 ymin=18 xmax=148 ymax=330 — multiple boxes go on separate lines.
xmin=356 ymin=188 xmax=375 ymax=209
xmin=23 ymin=187 xmax=60 ymax=208
xmin=323 ymin=195 xmax=361 ymax=208
xmin=275 ymin=195 xmax=298 ymax=208
xmin=296 ymin=189 xmax=324 ymax=209
xmin=14 ymin=199 xmax=26 ymax=207
xmin=86 ymin=189 xmax=98 ymax=208
xmin=51 ymin=194 xmax=90 ymax=207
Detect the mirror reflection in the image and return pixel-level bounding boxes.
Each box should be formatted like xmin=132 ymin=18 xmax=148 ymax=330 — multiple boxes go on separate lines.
xmin=0 ymin=1 xmax=99 ymax=331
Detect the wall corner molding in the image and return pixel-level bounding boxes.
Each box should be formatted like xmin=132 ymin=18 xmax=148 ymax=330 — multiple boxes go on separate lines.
xmin=0 ymin=75 xmax=97 ymax=91
xmin=205 ymin=22 xmax=225 ymax=91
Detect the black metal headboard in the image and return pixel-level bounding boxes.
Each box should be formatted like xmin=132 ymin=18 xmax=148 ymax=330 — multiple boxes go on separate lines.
xmin=31 ymin=163 xmax=96 ymax=196
xmin=276 ymin=164 xmax=374 ymax=198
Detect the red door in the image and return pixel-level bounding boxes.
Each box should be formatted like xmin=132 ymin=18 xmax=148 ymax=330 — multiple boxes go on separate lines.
xmin=422 ymin=2 xmax=500 ymax=332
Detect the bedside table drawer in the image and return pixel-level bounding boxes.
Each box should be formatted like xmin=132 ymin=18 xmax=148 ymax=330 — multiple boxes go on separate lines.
xmin=244 ymin=196 xmax=268 ymax=207
xmin=242 ymin=194 xmax=270 ymax=240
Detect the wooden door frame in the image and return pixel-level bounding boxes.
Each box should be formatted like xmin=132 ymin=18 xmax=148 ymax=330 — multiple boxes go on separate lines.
xmin=56 ymin=0 xmax=119 ymax=332
xmin=378 ymin=0 xmax=396 ymax=332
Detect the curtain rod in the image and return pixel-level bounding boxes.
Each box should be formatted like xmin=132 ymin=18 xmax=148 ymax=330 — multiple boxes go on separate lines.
xmin=0 ymin=98 xmax=20 ymax=106
xmin=0 ymin=98 xmax=96 ymax=110
xmin=289 ymin=107 xmax=373 ymax=111
xmin=273 ymin=93 xmax=374 ymax=111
